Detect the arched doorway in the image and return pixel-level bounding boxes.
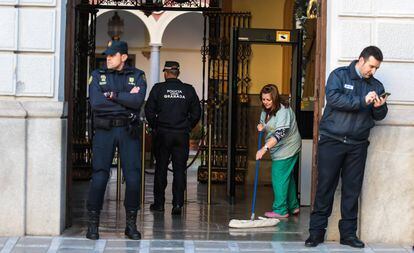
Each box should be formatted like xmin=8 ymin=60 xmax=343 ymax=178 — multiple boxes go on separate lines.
xmin=63 ymin=0 xmax=221 ymax=230
xmin=161 ymin=12 xmax=205 ymax=98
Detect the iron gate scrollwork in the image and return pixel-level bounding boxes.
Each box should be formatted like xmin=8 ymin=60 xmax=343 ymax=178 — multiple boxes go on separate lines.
xmin=69 ymin=0 xmax=221 ymax=180
xmin=198 ymin=12 xmax=251 ymax=184
xmin=71 ymin=2 xmax=97 ymax=180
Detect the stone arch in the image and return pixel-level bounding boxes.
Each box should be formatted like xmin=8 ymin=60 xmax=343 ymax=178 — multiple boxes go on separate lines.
xmin=96 ymin=9 xmax=158 ymax=45
xmin=151 ymin=11 xmax=201 ymax=45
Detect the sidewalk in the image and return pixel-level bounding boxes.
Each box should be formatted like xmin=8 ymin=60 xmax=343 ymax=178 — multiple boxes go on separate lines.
xmin=0 ymin=237 xmax=412 ymax=253
xmin=2 ymin=161 xmax=410 ymax=252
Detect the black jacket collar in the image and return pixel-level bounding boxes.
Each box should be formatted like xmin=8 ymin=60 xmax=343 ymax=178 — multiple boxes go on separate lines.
xmin=166 ymin=78 xmax=181 ymax=83
xmin=349 ymin=60 xmax=374 ymax=83
xmin=103 ymin=65 xmax=134 ymax=74
xmin=349 ymin=60 xmax=361 ymax=80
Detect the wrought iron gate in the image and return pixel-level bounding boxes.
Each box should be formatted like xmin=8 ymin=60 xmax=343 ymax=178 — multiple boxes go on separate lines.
xmin=71 ymin=3 xmax=97 ymax=179
xmin=198 ymin=12 xmax=251 ymax=184
xmin=68 ymin=1 xmax=221 ymax=180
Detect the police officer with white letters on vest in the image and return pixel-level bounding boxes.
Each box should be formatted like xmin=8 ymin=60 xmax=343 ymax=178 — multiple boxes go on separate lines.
xmin=86 ymin=40 xmax=146 ymax=240
xmin=145 ymin=61 xmax=201 ymax=215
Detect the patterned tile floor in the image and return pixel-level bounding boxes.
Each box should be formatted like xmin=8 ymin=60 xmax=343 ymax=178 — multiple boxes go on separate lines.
xmin=1 ymin=160 xmax=412 ymax=252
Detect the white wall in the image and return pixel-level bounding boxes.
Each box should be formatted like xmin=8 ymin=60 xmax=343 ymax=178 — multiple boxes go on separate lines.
xmin=96 ymin=10 xmax=149 ymax=48
xmin=0 ymin=0 xmax=64 ymax=99
xmin=160 ymin=12 xmax=205 ymax=98
xmin=325 ymin=0 xmax=414 ymax=244
xmin=0 ymin=0 xmax=67 ymax=236
xmin=95 ymin=11 xmax=206 ymax=99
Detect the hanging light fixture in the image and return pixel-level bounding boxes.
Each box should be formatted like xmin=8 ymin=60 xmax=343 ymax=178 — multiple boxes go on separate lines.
xmin=107 ymin=11 xmax=124 ymax=41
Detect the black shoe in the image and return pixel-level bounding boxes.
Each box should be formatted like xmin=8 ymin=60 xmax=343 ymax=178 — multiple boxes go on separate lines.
xmin=150 ymin=203 xmax=165 ymax=212
xmin=171 ymin=205 xmax=182 ymax=215
xmin=86 ymin=210 xmax=100 ymax=240
xmin=340 ymin=236 xmax=365 ymax=248
xmin=125 ymin=210 xmax=141 ymax=240
xmin=305 ymin=234 xmax=324 ymax=247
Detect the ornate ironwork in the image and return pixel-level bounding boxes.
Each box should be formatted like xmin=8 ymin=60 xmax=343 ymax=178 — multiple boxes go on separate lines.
xmin=69 ymin=0 xmax=221 ymax=180
xmin=84 ymin=0 xmax=220 ymax=13
xmin=198 ymin=12 xmax=251 ymax=184
xmin=71 ymin=7 xmax=97 ymax=180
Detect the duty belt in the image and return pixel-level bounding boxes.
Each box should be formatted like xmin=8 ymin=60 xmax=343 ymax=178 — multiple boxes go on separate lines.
xmin=94 ymin=117 xmax=129 ymax=128
xmin=320 ymin=132 xmax=367 ymax=145
xmin=109 ymin=118 xmax=129 ymax=127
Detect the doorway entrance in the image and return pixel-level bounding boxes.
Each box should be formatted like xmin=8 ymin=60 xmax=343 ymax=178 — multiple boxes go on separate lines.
xmin=227 ymin=28 xmax=307 ymax=203
xmin=64 ymin=0 xmax=221 ymax=227
xmin=65 ymin=1 xmax=326 ymax=236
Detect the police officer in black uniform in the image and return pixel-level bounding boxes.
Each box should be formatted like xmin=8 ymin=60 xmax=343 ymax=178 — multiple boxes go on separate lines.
xmin=305 ymin=46 xmax=388 ymax=248
xmin=86 ymin=40 xmax=146 ymax=240
xmin=145 ymin=61 xmax=201 ymax=215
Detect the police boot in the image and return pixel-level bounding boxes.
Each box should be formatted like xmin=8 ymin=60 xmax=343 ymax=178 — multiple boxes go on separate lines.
xmin=125 ymin=210 xmax=141 ymax=240
xmin=86 ymin=210 xmax=100 ymax=240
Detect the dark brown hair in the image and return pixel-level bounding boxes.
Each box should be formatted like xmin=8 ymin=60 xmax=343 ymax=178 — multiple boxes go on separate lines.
xmin=359 ymin=46 xmax=383 ymax=62
xmin=260 ymin=84 xmax=289 ymax=118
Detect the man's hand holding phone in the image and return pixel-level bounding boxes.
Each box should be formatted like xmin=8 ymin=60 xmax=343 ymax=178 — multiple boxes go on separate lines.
xmin=373 ymin=91 xmax=390 ymax=108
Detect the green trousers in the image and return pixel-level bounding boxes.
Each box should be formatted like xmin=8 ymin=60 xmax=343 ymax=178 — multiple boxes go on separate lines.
xmin=271 ymin=153 xmax=299 ymax=215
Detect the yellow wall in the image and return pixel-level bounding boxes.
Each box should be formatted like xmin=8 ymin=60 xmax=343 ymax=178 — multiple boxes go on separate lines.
xmin=232 ymin=0 xmax=289 ymax=94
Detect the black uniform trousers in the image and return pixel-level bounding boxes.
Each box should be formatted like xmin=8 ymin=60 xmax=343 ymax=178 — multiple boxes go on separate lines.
xmin=153 ymin=130 xmax=189 ymax=207
xmin=87 ymin=127 xmax=141 ymax=212
xmin=309 ymin=135 xmax=369 ymax=238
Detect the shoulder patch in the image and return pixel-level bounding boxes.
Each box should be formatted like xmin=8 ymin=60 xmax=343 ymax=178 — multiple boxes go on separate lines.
xmin=99 ymin=75 xmax=107 ymax=85
xmin=128 ymin=76 xmax=135 ymax=85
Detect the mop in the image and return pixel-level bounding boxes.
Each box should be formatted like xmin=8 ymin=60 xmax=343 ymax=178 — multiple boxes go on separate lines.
xmin=228 ymin=131 xmax=280 ymax=229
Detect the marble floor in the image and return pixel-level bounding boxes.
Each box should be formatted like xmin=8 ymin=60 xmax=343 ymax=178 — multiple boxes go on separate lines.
xmin=65 ymin=160 xmax=309 ymax=241
xmin=0 ymin=160 xmax=411 ymax=252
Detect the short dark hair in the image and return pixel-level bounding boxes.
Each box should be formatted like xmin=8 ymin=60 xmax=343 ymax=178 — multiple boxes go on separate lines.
xmin=359 ymin=46 xmax=383 ymax=62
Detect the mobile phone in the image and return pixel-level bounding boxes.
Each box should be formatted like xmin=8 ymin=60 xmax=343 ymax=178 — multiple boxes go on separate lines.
xmin=379 ymin=92 xmax=391 ymax=98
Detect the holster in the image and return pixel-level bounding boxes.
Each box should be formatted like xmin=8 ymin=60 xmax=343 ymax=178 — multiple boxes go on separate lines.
xmin=127 ymin=114 xmax=142 ymax=139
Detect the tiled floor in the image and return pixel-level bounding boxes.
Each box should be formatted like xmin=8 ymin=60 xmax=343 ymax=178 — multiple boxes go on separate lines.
xmin=1 ymin=160 xmax=412 ymax=252
xmin=0 ymin=237 xmax=412 ymax=252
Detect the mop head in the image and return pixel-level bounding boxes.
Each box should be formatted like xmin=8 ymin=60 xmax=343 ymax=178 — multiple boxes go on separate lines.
xmin=228 ymin=216 xmax=280 ymax=228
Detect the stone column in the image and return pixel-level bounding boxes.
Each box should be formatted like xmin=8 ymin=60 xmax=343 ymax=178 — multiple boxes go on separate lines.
xmin=23 ymin=101 xmax=67 ymax=235
xmin=149 ymin=43 xmax=162 ymax=92
xmin=0 ymin=101 xmax=27 ymax=236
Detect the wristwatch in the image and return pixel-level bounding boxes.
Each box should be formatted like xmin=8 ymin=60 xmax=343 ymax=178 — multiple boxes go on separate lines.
xmin=264 ymin=144 xmax=269 ymax=151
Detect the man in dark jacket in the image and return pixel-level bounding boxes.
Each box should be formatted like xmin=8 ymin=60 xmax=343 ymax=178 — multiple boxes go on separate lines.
xmin=145 ymin=61 xmax=201 ymax=215
xmin=305 ymin=46 xmax=388 ymax=248
xmin=87 ymin=40 xmax=146 ymax=240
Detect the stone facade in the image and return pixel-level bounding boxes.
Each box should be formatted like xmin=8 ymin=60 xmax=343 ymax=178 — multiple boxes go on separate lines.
xmin=0 ymin=0 xmax=66 ymax=236
xmin=325 ymin=0 xmax=414 ymax=244
xmin=0 ymin=0 xmax=413 ymax=244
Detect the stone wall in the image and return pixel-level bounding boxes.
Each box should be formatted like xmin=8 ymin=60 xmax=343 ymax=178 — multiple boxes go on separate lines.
xmin=0 ymin=101 xmax=66 ymax=236
xmin=325 ymin=0 xmax=414 ymax=244
xmin=0 ymin=0 xmax=66 ymax=236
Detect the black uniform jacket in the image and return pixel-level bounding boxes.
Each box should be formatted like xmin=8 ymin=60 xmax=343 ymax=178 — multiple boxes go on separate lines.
xmin=319 ymin=60 xmax=388 ymax=142
xmin=145 ymin=78 xmax=201 ymax=133
xmin=89 ymin=66 xmax=147 ymax=118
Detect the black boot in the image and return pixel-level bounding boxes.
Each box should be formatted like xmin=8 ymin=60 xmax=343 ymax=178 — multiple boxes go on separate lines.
xmin=125 ymin=210 xmax=141 ymax=240
xmin=86 ymin=210 xmax=100 ymax=240
xmin=340 ymin=236 xmax=365 ymax=248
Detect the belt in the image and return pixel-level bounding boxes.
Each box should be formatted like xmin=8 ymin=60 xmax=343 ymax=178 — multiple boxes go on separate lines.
xmin=110 ymin=118 xmax=129 ymax=127
xmin=320 ymin=132 xmax=367 ymax=145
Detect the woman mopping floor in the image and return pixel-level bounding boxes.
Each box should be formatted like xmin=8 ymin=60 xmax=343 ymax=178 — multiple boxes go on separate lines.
xmin=229 ymin=130 xmax=280 ymax=229
xmin=256 ymin=84 xmax=302 ymax=219
xmin=229 ymin=84 xmax=302 ymax=228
